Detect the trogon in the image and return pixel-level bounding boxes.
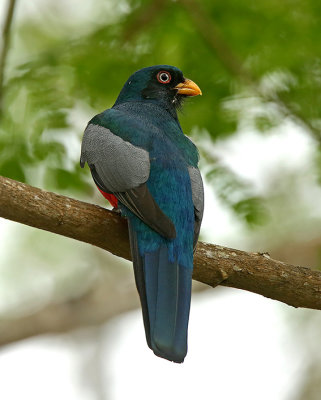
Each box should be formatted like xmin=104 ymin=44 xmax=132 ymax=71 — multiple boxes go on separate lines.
xmin=80 ymin=65 xmax=204 ymax=363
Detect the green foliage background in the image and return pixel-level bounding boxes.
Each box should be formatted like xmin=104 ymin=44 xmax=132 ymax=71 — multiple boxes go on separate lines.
xmin=1 ymin=0 xmax=320 ymax=226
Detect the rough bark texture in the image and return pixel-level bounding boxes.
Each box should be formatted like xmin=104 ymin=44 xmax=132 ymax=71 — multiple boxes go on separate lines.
xmin=1 ymin=175 xmax=321 ymax=311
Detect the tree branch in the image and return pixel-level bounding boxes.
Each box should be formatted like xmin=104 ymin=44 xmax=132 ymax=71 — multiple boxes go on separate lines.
xmin=0 ymin=264 xmax=207 ymax=347
xmin=1 ymin=175 xmax=321 ymax=311
xmin=0 ymin=273 xmax=140 ymax=347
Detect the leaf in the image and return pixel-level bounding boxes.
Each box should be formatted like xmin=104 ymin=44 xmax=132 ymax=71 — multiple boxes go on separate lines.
xmin=45 ymin=168 xmax=93 ymax=195
xmin=232 ymin=197 xmax=268 ymax=227
xmin=0 ymin=160 xmax=26 ymax=183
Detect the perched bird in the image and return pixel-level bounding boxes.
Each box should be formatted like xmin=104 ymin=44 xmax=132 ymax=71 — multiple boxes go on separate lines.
xmin=80 ymin=65 xmax=204 ymax=363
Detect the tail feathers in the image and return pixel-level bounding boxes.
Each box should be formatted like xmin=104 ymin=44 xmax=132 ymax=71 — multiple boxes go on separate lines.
xmin=128 ymin=222 xmax=192 ymax=363
xmin=146 ymin=249 xmax=192 ymax=363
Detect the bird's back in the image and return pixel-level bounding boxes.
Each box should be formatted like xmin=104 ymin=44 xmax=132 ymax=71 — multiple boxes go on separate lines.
xmin=102 ymin=102 xmax=197 ymax=268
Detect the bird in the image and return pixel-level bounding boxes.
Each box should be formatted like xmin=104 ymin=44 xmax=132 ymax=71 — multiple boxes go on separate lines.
xmin=80 ymin=65 xmax=204 ymax=363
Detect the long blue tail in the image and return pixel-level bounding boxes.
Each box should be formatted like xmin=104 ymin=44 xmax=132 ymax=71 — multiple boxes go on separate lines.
xmin=144 ymin=247 xmax=192 ymax=362
xmin=129 ymin=223 xmax=192 ymax=363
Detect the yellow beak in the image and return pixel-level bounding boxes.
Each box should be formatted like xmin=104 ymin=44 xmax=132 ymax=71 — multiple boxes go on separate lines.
xmin=174 ymin=78 xmax=202 ymax=97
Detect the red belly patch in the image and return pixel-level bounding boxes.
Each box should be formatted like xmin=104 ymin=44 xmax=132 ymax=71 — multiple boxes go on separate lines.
xmin=97 ymin=186 xmax=118 ymax=208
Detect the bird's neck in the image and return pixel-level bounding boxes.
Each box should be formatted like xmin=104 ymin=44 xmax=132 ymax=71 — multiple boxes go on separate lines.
xmin=113 ymin=99 xmax=180 ymax=123
xmin=146 ymin=98 xmax=179 ymax=120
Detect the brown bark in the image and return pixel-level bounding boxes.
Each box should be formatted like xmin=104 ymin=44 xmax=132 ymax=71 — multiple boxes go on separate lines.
xmin=1 ymin=175 xmax=321 ymax=312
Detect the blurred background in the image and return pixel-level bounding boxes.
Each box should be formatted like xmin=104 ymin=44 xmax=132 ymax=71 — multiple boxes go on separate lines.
xmin=0 ymin=0 xmax=321 ymax=399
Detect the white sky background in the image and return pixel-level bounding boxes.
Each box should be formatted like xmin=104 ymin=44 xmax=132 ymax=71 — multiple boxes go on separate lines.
xmin=0 ymin=288 xmax=303 ymax=400
xmin=1 ymin=1 xmax=321 ymax=399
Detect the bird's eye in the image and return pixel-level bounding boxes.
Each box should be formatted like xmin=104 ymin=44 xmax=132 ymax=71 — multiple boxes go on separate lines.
xmin=157 ymin=71 xmax=171 ymax=84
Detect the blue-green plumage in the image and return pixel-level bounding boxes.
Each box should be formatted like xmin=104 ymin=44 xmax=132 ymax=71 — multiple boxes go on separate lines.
xmin=81 ymin=65 xmax=203 ymax=363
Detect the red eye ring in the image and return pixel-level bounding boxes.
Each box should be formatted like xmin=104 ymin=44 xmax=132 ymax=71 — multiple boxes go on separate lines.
xmin=157 ymin=71 xmax=171 ymax=84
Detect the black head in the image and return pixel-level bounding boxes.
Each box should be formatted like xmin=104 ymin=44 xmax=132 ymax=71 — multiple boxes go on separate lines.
xmin=114 ymin=65 xmax=201 ymax=113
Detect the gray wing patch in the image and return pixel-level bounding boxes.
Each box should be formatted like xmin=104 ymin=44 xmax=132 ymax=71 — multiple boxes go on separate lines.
xmin=80 ymin=124 xmax=150 ymax=192
xmin=188 ymin=167 xmax=204 ymax=250
xmin=80 ymin=123 xmax=176 ymax=239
